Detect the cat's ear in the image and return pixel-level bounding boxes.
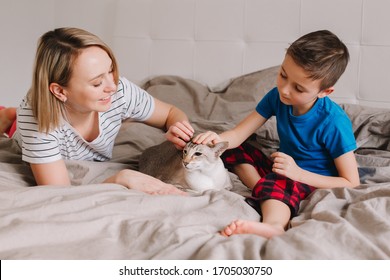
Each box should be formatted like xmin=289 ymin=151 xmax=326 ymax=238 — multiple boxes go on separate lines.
xmin=212 ymin=141 xmax=229 ymax=157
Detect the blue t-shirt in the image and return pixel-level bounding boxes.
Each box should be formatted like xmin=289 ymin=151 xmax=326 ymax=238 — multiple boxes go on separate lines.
xmin=256 ymin=87 xmax=357 ymax=176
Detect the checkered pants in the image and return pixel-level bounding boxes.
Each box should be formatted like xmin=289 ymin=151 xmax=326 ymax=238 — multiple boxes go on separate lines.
xmin=222 ymin=142 xmax=315 ymax=217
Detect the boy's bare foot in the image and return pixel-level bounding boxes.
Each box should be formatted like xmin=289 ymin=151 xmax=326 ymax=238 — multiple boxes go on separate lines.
xmin=220 ymin=219 xmax=285 ymax=239
xmin=0 ymin=107 xmax=17 ymax=135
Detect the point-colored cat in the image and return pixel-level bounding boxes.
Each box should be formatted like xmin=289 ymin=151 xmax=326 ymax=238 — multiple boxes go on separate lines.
xmin=139 ymin=141 xmax=232 ymax=192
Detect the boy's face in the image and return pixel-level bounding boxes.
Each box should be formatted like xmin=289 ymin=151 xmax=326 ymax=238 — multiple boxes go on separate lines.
xmin=277 ymin=54 xmax=333 ymax=115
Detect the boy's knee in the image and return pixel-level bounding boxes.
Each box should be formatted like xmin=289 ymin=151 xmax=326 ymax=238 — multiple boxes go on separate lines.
xmin=233 ymin=163 xmax=255 ymax=173
xmin=233 ymin=163 xmax=261 ymax=189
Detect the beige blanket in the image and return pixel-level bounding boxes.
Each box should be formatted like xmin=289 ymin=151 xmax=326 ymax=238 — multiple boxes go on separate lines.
xmin=1 ymin=66 xmax=389 ymax=259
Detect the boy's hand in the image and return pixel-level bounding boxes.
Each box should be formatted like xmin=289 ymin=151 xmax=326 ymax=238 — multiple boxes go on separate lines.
xmin=192 ymin=131 xmax=222 ymax=145
xmin=166 ymin=120 xmax=194 ymax=149
xmin=271 ymin=152 xmax=303 ymax=181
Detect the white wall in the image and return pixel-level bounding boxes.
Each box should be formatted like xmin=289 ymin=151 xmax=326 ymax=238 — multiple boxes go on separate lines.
xmin=1 ymin=0 xmax=390 ymax=109
xmin=0 ymin=0 xmax=116 ymax=107
xmin=111 ymin=0 xmax=390 ymax=109
xmin=0 ymin=0 xmax=54 ymax=107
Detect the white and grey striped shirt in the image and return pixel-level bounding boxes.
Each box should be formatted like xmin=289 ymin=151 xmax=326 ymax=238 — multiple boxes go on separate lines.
xmin=13 ymin=77 xmax=155 ymax=164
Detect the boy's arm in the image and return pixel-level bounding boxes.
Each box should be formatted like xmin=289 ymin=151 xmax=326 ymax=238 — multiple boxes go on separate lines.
xmin=194 ymin=111 xmax=267 ymax=148
xmin=272 ymin=151 xmax=360 ymax=189
xmin=332 ymin=151 xmax=360 ymax=187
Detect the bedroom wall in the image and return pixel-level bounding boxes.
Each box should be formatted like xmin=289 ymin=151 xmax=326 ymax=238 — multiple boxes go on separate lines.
xmin=0 ymin=0 xmax=53 ymax=107
xmin=1 ymin=0 xmax=390 ymax=109
xmin=112 ymin=0 xmax=390 ymax=109
xmin=0 ymin=0 xmax=116 ymax=107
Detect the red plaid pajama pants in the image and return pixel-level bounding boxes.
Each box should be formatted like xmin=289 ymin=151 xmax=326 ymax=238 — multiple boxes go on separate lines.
xmin=222 ymin=142 xmax=315 ymax=217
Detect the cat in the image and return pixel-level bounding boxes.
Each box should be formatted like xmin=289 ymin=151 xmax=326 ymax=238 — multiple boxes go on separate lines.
xmin=139 ymin=140 xmax=233 ymax=192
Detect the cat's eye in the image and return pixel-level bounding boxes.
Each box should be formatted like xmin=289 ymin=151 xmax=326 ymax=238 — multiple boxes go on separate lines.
xmin=194 ymin=152 xmax=202 ymax=156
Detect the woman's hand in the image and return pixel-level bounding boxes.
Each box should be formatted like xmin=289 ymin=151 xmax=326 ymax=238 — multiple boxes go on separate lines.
xmin=192 ymin=131 xmax=222 ymax=145
xmin=165 ymin=120 xmax=194 ymax=149
xmin=271 ymin=152 xmax=303 ymax=181
xmin=104 ymin=169 xmax=187 ymax=196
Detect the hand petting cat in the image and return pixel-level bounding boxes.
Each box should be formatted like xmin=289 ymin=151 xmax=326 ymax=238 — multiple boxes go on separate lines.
xmin=166 ymin=120 xmax=195 ymax=149
xmin=192 ymin=131 xmax=222 ymax=145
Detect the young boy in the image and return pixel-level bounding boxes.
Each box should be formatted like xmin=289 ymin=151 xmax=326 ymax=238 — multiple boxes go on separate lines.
xmin=193 ymin=30 xmax=360 ymax=239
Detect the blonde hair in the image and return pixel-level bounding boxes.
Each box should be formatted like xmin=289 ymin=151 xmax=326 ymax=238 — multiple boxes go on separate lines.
xmin=28 ymin=27 xmax=119 ymax=133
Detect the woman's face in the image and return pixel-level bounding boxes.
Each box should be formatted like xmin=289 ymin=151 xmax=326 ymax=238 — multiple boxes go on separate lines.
xmin=63 ymin=46 xmax=117 ymax=114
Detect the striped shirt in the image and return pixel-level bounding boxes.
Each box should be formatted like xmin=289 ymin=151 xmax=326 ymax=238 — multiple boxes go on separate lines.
xmin=13 ymin=77 xmax=155 ymax=164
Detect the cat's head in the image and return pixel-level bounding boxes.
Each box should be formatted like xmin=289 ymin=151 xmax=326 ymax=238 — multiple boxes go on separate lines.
xmin=182 ymin=141 xmax=228 ymax=170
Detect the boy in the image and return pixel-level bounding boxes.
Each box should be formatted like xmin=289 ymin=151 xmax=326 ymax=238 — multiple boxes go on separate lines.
xmin=193 ymin=30 xmax=360 ymax=239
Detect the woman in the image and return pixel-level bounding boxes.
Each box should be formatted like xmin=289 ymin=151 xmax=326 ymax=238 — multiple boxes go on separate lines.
xmin=1 ymin=27 xmax=194 ymax=195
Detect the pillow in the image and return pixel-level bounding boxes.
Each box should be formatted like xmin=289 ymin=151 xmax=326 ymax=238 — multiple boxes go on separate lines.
xmin=341 ymin=103 xmax=390 ymax=151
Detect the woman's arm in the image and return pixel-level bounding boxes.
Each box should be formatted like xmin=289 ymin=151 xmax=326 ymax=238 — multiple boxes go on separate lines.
xmin=103 ymin=169 xmax=186 ymax=195
xmin=144 ymin=98 xmax=194 ymax=148
xmin=30 ymin=160 xmax=71 ymax=186
xmin=30 ymin=156 xmax=186 ymax=195
xmin=271 ymin=151 xmax=360 ymax=189
xmin=100 ymin=98 xmax=190 ymax=195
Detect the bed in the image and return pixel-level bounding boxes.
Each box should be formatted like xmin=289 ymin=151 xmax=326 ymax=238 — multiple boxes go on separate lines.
xmin=1 ymin=65 xmax=389 ymax=260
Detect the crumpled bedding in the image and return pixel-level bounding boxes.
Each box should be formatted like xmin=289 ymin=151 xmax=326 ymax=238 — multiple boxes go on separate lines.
xmin=0 ymin=66 xmax=389 ymax=259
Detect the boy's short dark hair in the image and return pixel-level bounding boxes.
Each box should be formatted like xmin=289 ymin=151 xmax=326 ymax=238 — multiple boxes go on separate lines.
xmin=287 ymin=30 xmax=349 ymax=91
